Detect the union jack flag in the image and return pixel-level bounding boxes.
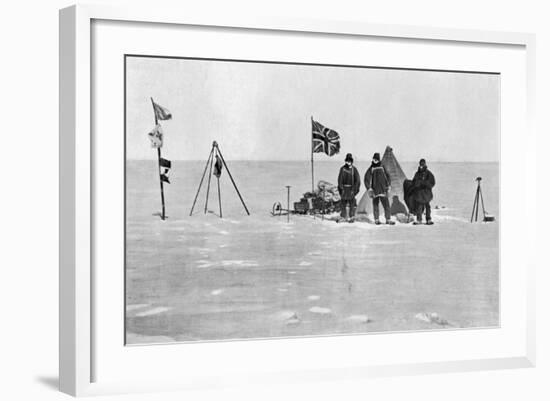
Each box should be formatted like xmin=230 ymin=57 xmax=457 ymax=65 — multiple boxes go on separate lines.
xmin=312 ymin=119 xmax=341 ymax=156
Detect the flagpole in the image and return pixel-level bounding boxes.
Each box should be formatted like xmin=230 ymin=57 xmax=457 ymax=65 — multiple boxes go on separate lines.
xmin=310 ymin=116 xmax=314 ymax=193
xmin=151 ymin=97 xmax=166 ymax=220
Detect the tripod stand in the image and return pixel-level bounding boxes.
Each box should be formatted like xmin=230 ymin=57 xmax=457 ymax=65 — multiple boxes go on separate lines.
xmin=470 ymin=177 xmax=494 ymax=223
xmin=189 ymin=141 xmax=250 ymax=218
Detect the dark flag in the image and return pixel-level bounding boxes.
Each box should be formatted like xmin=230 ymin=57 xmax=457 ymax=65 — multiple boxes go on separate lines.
xmin=160 ymin=169 xmax=170 ymax=184
xmin=160 ymin=158 xmax=171 ymax=183
xmin=159 ymin=157 xmax=171 ymax=169
xmin=213 ymin=155 xmax=223 ymax=178
xmin=312 ymin=119 xmax=340 ymax=156
xmin=152 ymin=100 xmax=172 ymax=121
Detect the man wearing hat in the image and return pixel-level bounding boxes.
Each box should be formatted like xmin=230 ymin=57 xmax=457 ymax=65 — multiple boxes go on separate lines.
xmin=337 ymin=153 xmax=361 ymax=222
xmin=364 ymin=152 xmax=395 ymax=225
xmin=411 ymin=158 xmax=436 ymax=225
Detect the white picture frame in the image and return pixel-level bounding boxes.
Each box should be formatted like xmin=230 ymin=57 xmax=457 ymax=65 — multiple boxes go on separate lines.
xmin=59 ymin=4 xmax=536 ymax=397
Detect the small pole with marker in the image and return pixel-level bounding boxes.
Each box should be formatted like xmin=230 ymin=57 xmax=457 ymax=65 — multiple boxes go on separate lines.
xmin=286 ymin=185 xmax=291 ymax=223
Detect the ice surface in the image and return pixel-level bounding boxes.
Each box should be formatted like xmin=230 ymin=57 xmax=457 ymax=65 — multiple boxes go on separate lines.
xmin=125 ymin=161 xmax=499 ymax=343
xmin=415 ymin=312 xmax=450 ymax=326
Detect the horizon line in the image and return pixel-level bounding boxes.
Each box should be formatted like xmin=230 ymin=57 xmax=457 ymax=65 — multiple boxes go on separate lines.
xmin=126 ymin=158 xmax=499 ymax=163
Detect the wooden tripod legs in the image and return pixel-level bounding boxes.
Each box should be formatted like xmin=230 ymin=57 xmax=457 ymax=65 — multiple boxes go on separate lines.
xmin=189 ymin=142 xmax=249 ymax=218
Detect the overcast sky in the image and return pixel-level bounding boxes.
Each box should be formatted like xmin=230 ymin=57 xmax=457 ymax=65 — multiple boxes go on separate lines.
xmin=126 ymin=56 xmax=499 ymax=162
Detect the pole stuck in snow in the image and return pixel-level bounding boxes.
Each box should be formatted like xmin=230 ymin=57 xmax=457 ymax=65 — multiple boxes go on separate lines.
xmin=286 ymin=185 xmax=291 ymax=223
xmin=150 ymin=97 xmax=168 ymax=220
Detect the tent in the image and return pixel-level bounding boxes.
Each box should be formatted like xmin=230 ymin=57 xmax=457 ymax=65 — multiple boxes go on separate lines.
xmin=357 ymin=146 xmax=408 ymax=215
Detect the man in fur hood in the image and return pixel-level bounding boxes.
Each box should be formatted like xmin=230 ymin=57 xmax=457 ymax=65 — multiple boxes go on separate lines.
xmin=364 ymin=152 xmax=395 ymax=225
xmin=337 ymin=153 xmax=361 ymax=222
xmin=411 ymin=158 xmax=436 ymax=225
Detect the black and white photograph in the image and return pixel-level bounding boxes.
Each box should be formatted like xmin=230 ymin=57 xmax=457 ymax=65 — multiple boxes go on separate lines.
xmin=3 ymin=0 xmax=549 ymax=399
xmin=125 ymin=55 xmax=500 ymax=344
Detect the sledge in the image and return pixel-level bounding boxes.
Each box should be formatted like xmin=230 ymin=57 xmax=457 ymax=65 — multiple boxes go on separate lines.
xmin=271 ymin=201 xmax=295 ymax=217
xmin=271 ymin=181 xmax=342 ymax=218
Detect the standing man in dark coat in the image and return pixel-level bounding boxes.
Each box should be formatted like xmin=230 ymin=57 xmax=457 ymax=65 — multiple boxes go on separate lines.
xmin=365 ymin=152 xmax=395 ymax=225
xmin=411 ymin=158 xmax=436 ymax=225
xmin=337 ymin=153 xmax=361 ymax=222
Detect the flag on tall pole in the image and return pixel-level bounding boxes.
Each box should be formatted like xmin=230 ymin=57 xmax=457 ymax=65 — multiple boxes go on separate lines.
xmin=152 ymin=100 xmax=173 ymax=121
xmin=160 ymin=158 xmax=171 ymax=184
xmin=311 ymin=117 xmax=341 ymax=191
xmin=159 ymin=157 xmax=171 ymax=169
xmin=312 ymin=119 xmax=341 ymax=156
xmin=150 ymin=98 xmax=172 ymax=220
